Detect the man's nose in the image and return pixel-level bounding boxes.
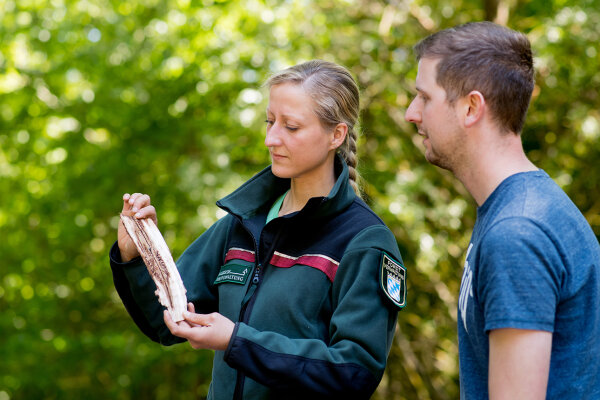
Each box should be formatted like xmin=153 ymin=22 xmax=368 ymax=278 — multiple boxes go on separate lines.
xmin=404 ymin=99 xmax=422 ymax=124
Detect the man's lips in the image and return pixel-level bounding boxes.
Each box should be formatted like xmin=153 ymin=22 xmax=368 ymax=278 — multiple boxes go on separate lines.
xmin=417 ymin=130 xmax=429 ymax=142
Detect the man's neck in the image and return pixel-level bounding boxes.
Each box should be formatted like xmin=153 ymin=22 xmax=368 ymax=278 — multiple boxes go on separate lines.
xmin=455 ymin=131 xmax=538 ymax=206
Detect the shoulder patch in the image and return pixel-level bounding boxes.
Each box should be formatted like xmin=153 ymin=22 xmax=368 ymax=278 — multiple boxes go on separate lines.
xmin=380 ymin=252 xmax=406 ymax=308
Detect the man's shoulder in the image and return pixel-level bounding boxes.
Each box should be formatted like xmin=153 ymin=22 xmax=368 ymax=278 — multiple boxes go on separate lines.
xmin=479 ymin=216 xmax=550 ymax=255
xmin=477 ymin=183 xmax=600 ymax=277
xmin=486 ymin=171 xmax=587 ymax=236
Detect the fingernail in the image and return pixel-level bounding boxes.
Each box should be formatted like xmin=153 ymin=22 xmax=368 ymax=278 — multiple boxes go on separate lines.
xmin=135 ymin=213 xmax=141 ymax=218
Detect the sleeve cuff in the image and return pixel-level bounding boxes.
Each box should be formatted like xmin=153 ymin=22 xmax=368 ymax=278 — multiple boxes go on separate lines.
xmin=109 ymin=241 xmax=143 ymax=267
xmin=223 ymin=322 xmax=241 ymax=362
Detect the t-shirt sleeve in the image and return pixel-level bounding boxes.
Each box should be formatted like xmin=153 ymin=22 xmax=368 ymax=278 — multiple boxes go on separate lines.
xmin=477 ymin=217 xmax=564 ymax=333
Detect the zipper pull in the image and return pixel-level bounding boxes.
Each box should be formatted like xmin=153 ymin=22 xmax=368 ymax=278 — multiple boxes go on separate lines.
xmin=252 ymin=263 xmax=262 ymax=284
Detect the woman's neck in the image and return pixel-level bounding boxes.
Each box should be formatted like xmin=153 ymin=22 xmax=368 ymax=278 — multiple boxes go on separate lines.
xmin=279 ymin=167 xmax=337 ymax=216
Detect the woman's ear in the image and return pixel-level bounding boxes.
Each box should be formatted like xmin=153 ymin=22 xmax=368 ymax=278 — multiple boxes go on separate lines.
xmin=463 ymin=90 xmax=486 ymax=128
xmin=330 ymin=123 xmax=348 ymax=150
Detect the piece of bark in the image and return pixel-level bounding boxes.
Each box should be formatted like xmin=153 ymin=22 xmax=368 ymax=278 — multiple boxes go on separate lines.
xmin=120 ymin=213 xmax=187 ymax=322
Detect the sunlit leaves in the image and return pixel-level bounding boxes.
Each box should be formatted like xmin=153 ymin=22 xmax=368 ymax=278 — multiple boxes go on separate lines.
xmin=1 ymin=0 xmax=599 ymax=399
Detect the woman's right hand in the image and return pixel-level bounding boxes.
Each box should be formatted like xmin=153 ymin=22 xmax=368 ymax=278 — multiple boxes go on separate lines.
xmin=117 ymin=192 xmax=158 ymax=262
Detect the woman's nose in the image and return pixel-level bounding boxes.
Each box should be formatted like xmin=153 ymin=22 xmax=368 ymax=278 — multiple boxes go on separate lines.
xmin=265 ymin=125 xmax=282 ymax=147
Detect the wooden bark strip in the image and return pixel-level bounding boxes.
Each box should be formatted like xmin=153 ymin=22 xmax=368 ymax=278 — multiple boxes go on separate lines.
xmin=120 ymin=214 xmax=187 ymax=322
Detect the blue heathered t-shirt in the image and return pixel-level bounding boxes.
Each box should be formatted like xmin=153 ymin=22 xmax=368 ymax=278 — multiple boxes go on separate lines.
xmin=458 ymin=170 xmax=600 ymax=399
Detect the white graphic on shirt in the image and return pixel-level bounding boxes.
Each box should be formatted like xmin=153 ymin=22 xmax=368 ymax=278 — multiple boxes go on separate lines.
xmin=459 ymin=243 xmax=474 ymax=332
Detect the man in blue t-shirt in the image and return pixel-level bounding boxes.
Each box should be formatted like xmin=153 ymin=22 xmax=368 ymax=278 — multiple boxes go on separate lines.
xmin=405 ymin=22 xmax=600 ymax=399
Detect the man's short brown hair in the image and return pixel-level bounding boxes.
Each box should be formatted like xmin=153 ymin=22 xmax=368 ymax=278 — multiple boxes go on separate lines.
xmin=414 ymin=22 xmax=534 ymax=134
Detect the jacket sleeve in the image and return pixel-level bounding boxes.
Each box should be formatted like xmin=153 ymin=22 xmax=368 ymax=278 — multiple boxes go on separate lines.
xmin=223 ymin=224 xmax=403 ymax=397
xmin=110 ymin=214 xmax=234 ymax=345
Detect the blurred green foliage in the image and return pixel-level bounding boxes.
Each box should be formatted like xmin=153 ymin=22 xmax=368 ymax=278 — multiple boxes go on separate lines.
xmin=1 ymin=0 xmax=598 ymax=399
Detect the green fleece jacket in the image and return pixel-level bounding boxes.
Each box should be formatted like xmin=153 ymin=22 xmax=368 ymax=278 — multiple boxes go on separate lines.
xmin=110 ymin=156 xmax=406 ymax=399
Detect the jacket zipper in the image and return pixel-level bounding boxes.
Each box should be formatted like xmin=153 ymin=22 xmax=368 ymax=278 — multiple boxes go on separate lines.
xmin=232 ymin=220 xmax=258 ymax=400
xmin=232 ymin=221 xmax=283 ymax=400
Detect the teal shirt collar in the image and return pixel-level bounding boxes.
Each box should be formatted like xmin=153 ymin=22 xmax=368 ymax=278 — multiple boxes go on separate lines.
xmin=266 ymin=190 xmax=288 ymax=223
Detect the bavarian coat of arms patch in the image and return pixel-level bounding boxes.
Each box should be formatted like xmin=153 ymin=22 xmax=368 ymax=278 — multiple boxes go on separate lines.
xmin=380 ymin=252 xmax=406 ymax=308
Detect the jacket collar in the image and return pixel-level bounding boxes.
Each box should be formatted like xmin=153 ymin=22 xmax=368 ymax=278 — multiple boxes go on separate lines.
xmin=216 ymin=154 xmax=356 ymax=221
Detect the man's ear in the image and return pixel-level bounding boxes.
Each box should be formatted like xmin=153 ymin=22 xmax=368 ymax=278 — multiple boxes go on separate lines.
xmin=462 ymin=90 xmax=486 ymax=128
xmin=330 ymin=123 xmax=348 ymax=150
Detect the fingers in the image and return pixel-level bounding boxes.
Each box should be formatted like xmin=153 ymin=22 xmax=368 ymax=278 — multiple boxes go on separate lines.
xmin=163 ymin=309 xmax=176 ymax=333
xmin=121 ymin=193 xmax=133 ymax=215
xmin=135 ymin=205 xmax=157 ymax=223
xmin=164 ymin=310 xmax=234 ymax=351
xmin=183 ymin=311 xmax=212 ymax=326
xmin=121 ymin=192 xmax=150 ymax=213
xmin=121 ymin=193 xmax=157 ymax=225
xmin=184 ymin=303 xmax=200 ymax=327
xmin=164 ymin=309 xmax=176 ymax=330
xmin=164 ymin=310 xmax=194 ymax=337
xmin=127 ymin=193 xmax=151 ymax=213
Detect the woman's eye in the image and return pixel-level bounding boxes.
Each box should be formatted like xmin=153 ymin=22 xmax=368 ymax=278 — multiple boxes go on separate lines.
xmin=265 ymin=119 xmax=274 ymax=125
xmin=286 ymin=126 xmax=298 ymax=132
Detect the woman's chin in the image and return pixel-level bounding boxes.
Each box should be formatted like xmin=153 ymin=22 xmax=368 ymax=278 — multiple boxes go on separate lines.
xmin=271 ymin=166 xmax=292 ymax=179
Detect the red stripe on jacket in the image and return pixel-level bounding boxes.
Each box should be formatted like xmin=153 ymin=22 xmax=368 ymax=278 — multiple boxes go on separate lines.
xmin=224 ymin=248 xmax=256 ymax=263
xmin=225 ymin=248 xmax=339 ymax=282
xmin=270 ymin=251 xmax=339 ymax=282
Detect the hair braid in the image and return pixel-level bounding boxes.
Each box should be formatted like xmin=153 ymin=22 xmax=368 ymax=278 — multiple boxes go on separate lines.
xmin=339 ymin=125 xmax=360 ymax=195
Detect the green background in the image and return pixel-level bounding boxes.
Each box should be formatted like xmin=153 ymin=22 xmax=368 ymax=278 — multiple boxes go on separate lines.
xmin=1 ymin=0 xmax=598 ymax=398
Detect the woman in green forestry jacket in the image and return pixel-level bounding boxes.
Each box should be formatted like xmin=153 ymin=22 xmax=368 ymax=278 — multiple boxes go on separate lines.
xmin=110 ymin=60 xmax=406 ymax=399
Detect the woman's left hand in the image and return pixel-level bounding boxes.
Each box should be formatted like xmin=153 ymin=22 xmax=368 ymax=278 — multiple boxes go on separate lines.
xmin=164 ymin=303 xmax=235 ymax=351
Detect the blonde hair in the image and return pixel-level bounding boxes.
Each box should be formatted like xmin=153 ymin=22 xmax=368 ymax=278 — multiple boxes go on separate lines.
xmin=266 ymin=60 xmax=361 ymax=196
